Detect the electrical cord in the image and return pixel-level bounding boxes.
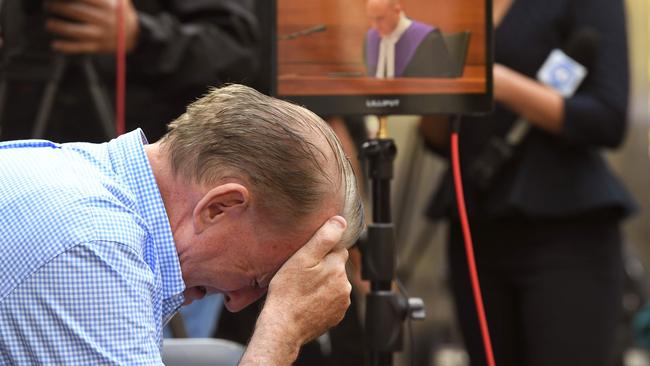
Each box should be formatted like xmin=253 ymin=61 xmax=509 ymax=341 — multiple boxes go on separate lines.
xmin=115 ymin=0 xmax=126 ymax=136
xmin=450 ymin=115 xmax=496 ymax=366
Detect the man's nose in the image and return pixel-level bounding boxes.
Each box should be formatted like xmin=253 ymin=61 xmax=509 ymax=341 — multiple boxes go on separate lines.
xmin=223 ymin=287 xmax=267 ymax=312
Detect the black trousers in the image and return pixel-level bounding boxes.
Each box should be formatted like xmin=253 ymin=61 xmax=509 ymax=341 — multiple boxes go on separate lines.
xmin=448 ymin=216 xmax=624 ymax=366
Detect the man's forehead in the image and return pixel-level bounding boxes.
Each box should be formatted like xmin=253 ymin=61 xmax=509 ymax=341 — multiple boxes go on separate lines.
xmin=368 ymin=0 xmax=396 ymax=10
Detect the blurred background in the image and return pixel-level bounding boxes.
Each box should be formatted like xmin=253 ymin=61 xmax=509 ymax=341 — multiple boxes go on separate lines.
xmin=390 ymin=0 xmax=649 ymax=364
xmin=1 ymin=0 xmax=648 ymax=365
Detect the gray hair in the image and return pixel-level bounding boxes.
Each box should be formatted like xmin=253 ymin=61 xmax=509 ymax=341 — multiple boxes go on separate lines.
xmin=159 ymin=84 xmax=364 ymax=248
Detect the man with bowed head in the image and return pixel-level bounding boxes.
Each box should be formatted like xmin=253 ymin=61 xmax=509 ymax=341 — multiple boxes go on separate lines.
xmin=0 ymin=84 xmax=365 ymax=365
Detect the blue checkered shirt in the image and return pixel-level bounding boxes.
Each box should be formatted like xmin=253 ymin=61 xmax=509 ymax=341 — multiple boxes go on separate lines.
xmin=0 ymin=130 xmax=186 ymax=364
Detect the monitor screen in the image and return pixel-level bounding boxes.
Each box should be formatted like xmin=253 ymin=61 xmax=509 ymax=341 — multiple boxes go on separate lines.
xmin=270 ymin=0 xmax=493 ymax=116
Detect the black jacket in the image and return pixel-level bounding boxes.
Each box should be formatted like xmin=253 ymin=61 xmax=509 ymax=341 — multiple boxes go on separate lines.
xmin=101 ymin=0 xmax=261 ymax=141
xmin=1 ymin=0 xmax=260 ymax=142
xmin=427 ymin=0 xmax=636 ymax=221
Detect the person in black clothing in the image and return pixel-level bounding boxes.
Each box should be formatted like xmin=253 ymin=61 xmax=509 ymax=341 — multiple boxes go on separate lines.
xmin=1 ymin=0 xmax=259 ymax=142
xmin=420 ymin=0 xmax=635 ymax=365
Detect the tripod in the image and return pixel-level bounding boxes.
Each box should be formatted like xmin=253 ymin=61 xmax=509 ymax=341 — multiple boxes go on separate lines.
xmin=0 ymin=53 xmax=115 ymax=140
xmin=359 ymin=116 xmax=426 ymax=366
xmin=32 ymin=54 xmax=115 ymax=139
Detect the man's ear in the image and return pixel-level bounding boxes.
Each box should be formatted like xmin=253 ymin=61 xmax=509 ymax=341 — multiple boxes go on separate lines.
xmin=193 ymin=183 xmax=250 ymax=233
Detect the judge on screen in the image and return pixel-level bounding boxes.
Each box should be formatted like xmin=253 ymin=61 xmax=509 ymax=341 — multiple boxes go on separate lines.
xmin=364 ymin=0 xmax=453 ymax=78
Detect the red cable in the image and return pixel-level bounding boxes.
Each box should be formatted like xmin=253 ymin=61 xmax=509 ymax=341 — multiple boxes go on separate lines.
xmin=115 ymin=0 xmax=126 ymax=136
xmin=450 ymin=130 xmax=496 ymax=366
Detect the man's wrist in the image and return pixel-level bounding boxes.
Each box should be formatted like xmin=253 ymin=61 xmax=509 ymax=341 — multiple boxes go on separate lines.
xmin=239 ymin=306 xmax=302 ymax=365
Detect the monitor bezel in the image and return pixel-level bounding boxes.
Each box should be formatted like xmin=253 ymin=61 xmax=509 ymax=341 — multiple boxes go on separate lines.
xmin=267 ymin=0 xmax=494 ymax=117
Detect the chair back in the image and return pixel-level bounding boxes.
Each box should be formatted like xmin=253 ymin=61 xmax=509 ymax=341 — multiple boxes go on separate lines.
xmin=443 ymin=31 xmax=471 ymax=77
xmin=162 ymin=338 xmax=245 ymax=366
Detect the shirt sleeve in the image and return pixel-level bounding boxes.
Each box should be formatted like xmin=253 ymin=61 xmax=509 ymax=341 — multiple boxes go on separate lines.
xmin=128 ymin=0 xmax=260 ymax=89
xmin=0 ymin=242 xmax=163 ymax=365
xmin=561 ymin=0 xmax=629 ymax=148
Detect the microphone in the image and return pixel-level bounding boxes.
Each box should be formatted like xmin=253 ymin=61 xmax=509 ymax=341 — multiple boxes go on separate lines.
xmin=279 ymin=24 xmax=327 ymax=40
xmin=536 ymin=28 xmax=599 ymax=97
xmin=468 ymin=28 xmax=599 ymax=192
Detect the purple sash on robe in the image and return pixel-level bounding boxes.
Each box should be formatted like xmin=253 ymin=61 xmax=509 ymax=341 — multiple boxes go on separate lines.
xmin=366 ymin=21 xmax=435 ymax=77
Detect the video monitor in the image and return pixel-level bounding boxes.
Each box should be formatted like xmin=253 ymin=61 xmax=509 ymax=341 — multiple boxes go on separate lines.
xmin=270 ymin=0 xmax=493 ymax=116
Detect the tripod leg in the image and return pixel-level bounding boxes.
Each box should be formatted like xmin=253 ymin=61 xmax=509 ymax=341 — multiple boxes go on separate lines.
xmin=82 ymin=56 xmax=115 ymax=139
xmin=32 ymin=55 xmax=66 ymax=139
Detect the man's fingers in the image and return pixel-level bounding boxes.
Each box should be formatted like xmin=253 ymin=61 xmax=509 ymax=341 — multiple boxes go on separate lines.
xmin=323 ymin=248 xmax=351 ymax=291
xmin=299 ymin=216 xmax=347 ymax=261
xmin=323 ymin=246 xmax=350 ymax=267
xmin=322 ymin=248 xmax=352 ymax=297
xmin=51 ymin=40 xmax=100 ymax=54
xmin=320 ymin=248 xmax=352 ymax=325
xmin=76 ymin=0 xmax=115 ymax=8
xmin=45 ymin=1 xmax=105 ymax=25
xmin=46 ymin=20 xmax=102 ymax=41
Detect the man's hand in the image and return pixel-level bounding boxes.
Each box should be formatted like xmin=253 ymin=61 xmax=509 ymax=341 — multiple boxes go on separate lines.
xmin=265 ymin=216 xmax=351 ymax=344
xmin=44 ymin=0 xmax=139 ymax=54
xmin=239 ymin=216 xmax=351 ymax=365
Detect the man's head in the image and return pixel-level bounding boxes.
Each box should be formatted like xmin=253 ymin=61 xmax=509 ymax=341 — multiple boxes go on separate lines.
xmin=156 ymin=84 xmax=364 ymax=311
xmin=367 ymin=0 xmax=403 ymax=37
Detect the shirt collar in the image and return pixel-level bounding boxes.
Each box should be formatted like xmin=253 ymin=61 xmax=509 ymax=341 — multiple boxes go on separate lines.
xmin=385 ymin=12 xmax=412 ymax=43
xmin=107 ymin=129 xmax=185 ymax=301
